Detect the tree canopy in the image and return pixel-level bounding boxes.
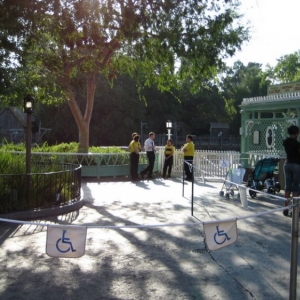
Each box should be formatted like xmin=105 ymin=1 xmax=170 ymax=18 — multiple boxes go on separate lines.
xmin=268 ymin=50 xmax=300 ymax=83
xmin=1 ymin=0 xmax=249 ymax=151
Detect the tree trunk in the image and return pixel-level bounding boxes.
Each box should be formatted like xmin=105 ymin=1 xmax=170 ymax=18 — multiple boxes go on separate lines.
xmin=64 ymin=74 xmax=96 ymax=152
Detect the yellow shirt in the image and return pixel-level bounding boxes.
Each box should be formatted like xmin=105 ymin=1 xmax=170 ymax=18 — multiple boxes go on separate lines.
xmin=129 ymin=141 xmax=139 ymax=153
xmin=183 ymin=141 xmax=194 ymax=156
xmin=164 ymin=145 xmax=175 ymax=157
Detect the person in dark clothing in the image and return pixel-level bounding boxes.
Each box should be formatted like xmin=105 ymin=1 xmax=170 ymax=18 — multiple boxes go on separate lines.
xmin=140 ymin=132 xmax=156 ymax=179
xmin=129 ymin=134 xmax=141 ymax=181
xmin=282 ymin=125 xmax=300 ymax=215
xmin=181 ymin=134 xmax=195 ymax=181
xmin=162 ymin=139 xmax=175 ymax=179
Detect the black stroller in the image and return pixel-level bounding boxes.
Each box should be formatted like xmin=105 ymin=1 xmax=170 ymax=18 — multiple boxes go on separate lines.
xmin=247 ymin=157 xmax=281 ymax=198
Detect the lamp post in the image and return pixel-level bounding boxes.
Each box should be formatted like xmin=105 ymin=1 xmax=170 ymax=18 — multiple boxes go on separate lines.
xmin=174 ymin=122 xmax=180 ymax=148
xmin=140 ymin=121 xmax=147 ymax=145
xmin=24 ymin=95 xmax=35 ymax=174
xmin=166 ymin=120 xmax=172 ymax=140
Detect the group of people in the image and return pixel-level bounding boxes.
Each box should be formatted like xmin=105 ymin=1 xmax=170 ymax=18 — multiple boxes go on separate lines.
xmin=129 ymin=132 xmax=157 ymax=181
xmin=129 ymin=132 xmax=195 ymax=182
xmin=128 ymin=125 xmax=299 ymax=214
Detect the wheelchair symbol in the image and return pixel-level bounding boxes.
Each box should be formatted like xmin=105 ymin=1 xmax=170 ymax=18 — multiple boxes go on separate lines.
xmin=56 ymin=230 xmax=76 ymax=253
xmin=214 ymin=225 xmax=231 ymax=245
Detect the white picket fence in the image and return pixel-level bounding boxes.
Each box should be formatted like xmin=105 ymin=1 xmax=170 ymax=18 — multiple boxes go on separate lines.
xmin=156 ymin=148 xmax=244 ymax=181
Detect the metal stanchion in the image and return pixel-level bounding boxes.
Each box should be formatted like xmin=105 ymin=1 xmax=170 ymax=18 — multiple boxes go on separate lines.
xmin=182 ymin=159 xmax=185 ymax=196
xmin=191 ymin=164 xmax=194 ymax=216
xmin=289 ymin=197 xmax=300 ymax=300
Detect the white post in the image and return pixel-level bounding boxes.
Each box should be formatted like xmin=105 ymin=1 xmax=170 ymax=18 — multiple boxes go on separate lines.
xmin=166 ymin=120 xmax=172 ymax=141
xmin=167 ymin=129 xmax=171 ymax=140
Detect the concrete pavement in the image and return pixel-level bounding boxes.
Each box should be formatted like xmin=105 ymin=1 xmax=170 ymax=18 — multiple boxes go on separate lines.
xmin=0 ymin=177 xmax=298 ymax=300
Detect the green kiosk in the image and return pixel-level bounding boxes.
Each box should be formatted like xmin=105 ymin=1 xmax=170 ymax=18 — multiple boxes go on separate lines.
xmin=239 ymin=81 xmax=300 ymax=189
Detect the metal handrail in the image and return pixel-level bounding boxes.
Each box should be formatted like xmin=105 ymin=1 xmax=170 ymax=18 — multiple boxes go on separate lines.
xmin=0 ymin=163 xmax=81 ymax=214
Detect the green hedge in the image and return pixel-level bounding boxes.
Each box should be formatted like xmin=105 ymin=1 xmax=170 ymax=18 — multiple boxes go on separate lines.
xmin=0 ymin=141 xmax=126 ymax=154
xmin=0 ymin=142 xmax=129 ymax=167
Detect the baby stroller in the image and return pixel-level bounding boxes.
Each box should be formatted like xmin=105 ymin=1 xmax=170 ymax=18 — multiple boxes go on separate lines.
xmin=220 ymin=167 xmax=246 ymax=199
xmin=247 ymin=157 xmax=281 ymax=198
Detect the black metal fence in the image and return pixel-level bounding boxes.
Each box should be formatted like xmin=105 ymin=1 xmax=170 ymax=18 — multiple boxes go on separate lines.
xmin=0 ymin=163 xmax=81 ymax=214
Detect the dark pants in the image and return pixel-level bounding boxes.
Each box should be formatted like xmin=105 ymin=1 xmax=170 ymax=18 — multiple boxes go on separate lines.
xmin=141 ymin=151 xmax=155 ymax=177
xmin=184 ymin=156 xmax=193 ymax=179
xmin=130 ymin=152 xmax=139 ymax=180
xmin=163 ymin=156 xmax=173 ymax=178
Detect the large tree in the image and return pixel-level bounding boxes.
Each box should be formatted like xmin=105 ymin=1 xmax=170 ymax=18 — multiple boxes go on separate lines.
xmin=219 ymin=61 xmax=270 ymax=133
xmin=1 ymin=0 xmax=248 ymax=151
xmin=269 ymin=50 xmax=300 ymax=83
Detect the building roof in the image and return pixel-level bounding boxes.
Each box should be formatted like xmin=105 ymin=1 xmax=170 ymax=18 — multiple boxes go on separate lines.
xmin=210 ymin=122 xmax=230 ymax=129
xmin=0 ymin=107 xmax=36 ymax=128
xmin=240 ymin=92 xmax=300 ymax=106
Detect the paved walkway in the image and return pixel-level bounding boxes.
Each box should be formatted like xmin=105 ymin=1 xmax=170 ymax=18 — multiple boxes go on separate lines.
xmin=0 ymin=177 xmax=298 ymax=300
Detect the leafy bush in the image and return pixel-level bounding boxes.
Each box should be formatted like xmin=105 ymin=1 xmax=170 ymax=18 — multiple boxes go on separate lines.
xmin=0 ymin=142 xmax=130 ymax=167
xmin=0 ymin=141 xmax=127 ymax=154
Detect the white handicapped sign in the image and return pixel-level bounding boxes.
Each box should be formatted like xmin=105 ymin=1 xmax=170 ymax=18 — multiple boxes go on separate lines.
xmin=46 ymin=225 xmax=87 ymax=258
xmin=56 ymin=230 xmax=76 ymax=253
xmin=203 ymin=221 xmax=238 ymax=251
xmin=214 ymin=225 xmax=231 ymax=245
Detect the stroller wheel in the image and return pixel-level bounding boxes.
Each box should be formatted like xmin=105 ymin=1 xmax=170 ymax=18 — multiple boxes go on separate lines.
xmin=267 ymin=187 xmax=275 ymax=195
xmin=230 ymin=190 xmax=234 ymax=196
xmin=237 ymin=193 xmax=240 ymax=199
xmin=275 ymin=182 xmax=281 ymax=193
xmin=219 ymin=191 xmax=224 ymax=196
xmin=249 ymin=187 xmax=256 ymax=198
xmin=225 ymin=193 xmax=230 ymax=199
xmin=283 ymin=209 xmax=289 ymax=217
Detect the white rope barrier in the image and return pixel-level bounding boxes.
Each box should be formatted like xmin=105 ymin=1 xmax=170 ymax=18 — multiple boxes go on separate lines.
xmin=0 ymin=205 xmax=294 ymax=229
xmin=0 ymin=161 xmax=292 ymax=228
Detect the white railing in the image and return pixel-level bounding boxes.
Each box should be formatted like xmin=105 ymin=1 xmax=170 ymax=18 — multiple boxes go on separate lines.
xmin=242 ymin=92 xmax=300 ymax=105
xmin=157 ymin=149 xmax=242 ymax=181
xmin=5 ymin=149 xmax=280 ymax=180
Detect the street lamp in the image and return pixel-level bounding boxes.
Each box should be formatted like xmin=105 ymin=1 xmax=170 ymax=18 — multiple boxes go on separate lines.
xmin=140 ymin=121 xmax=147 ymax=145
xmin=166 ymin=120 xmax=172 ymax=140
xmin=24 ymin=95 xmax=35 ymax=174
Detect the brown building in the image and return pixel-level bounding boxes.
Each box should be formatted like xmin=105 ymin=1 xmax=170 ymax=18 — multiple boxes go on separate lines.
xmin=0 ymin=107 xmax=50 ymax=144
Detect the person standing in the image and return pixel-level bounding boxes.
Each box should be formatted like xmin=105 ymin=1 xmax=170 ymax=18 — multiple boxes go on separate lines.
xmin=140 ymin=132 xmax=156 ymax=179
xmin=182 ymin=135 xmax=195 ymax=181
xmin=130 ymin=132 xmax=141 ymax=150
xmin=162 ymin=139 xmax=175 ymax=179
xmin=282 ymin=125 xmax=300 ymax=216
xmin=129 ymin=134 xmax=141 ymax=181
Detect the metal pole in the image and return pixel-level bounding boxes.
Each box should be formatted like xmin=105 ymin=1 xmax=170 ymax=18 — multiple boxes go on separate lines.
xmin=167 ymin=129 xmax=171 ymax=140
xmin=191 ymin=164 xmax=194 ymax=216
xmin=182 ymin=159 xmax=185 ymax=197
xmin=140 ymin=121 xmax=143 ymax=145
xmin=140 ymin=121 xmax=147 ymax=146
xmin=26 ymin=112 xmax=32 ymax=208
xmin=175 ymin=122 xmax=178 ymax=148
xmin=289 ymin=197 xmax=299 ymax=300
xmin=26 ymin=113 xmax=32 ymax=174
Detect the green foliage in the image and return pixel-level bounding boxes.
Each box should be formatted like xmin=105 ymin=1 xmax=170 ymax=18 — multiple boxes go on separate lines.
xmin=0 ymin=142 xmax=129 ymax=166
xmin=0 ymin=152 xmax=80 ymax=213
xmin=34 ymin=142 xmax=80 ymax=153
xmin=0 ymin=142 xmax=126 ymax=154
xmin=219 ymin=61 xmax=270 ymax=133
xmin=0 ymin=0 xmax=249 ymax=151
xmin=269 ymin=50 xmax=300 ymax=83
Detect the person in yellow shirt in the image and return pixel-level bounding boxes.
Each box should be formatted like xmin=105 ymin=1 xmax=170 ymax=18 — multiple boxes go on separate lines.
xmin=129 ymin=134 xmax=141 ymax=181
xmin=162 ymin=139 xmax=175 ymax=179
xmin=181 ymin=135 xmax=195 ymax=181
xmin=130 ymin=132 xmax=141 ymax=150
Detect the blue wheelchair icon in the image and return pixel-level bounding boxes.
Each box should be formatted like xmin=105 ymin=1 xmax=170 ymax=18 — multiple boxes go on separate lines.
xmin=214 ymin=225 xmax=231 ymax=245
xmin=56 ymin=230 xmax=76 ymax=253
